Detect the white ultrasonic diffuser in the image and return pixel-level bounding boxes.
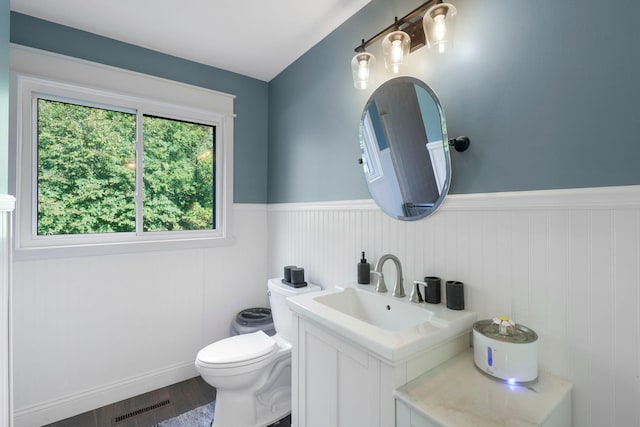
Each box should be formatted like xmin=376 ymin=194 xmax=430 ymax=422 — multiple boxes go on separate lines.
xmin=472 ymin=317 xmax=538 ymax=384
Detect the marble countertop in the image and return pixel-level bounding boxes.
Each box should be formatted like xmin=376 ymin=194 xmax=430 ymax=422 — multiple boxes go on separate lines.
xmin=393 ymin=349 xmax=573 ymax=427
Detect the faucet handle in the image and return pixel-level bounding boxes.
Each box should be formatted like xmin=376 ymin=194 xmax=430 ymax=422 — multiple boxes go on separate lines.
xmin=371 ymin=271 xmax=387 ymax=293
xmin=410 ymin=281 xmax=424 ymax=303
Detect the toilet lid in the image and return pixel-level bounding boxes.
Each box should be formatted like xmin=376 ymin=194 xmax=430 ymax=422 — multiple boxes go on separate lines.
xmin=197 ymin=330 xmax=277 ymax=365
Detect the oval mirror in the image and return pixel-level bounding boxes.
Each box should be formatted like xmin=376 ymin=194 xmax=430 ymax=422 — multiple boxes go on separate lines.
xmin=359 ymin=76 xmax=450 ymax=220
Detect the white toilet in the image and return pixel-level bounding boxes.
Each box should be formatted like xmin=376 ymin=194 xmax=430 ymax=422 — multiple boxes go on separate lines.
xmin=195 ymin=278 xmax=320 ymax=427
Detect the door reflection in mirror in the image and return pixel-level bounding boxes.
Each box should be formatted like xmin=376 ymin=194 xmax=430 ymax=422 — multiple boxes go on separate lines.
xmin=359 ymin=77 xmax=450 ymax=220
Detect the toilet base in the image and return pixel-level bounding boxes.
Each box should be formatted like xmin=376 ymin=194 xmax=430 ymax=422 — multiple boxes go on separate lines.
xmin=212 ymin=388 xmax=291 ymax=427
xmin=208 ymin=355 xmax=292 ymax=427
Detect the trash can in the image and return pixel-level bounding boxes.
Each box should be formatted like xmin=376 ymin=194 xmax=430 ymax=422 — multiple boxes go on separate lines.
xmin=230 ymin=307 xmax=275 ymax=336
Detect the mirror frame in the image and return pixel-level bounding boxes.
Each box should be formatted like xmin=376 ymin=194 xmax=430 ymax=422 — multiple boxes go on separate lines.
xmin=359 ymin=76 xmax=451 ymax=221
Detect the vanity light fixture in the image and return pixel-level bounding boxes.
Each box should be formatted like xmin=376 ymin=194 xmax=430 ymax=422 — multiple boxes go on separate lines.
xmin=423 ymin=2 xmax=457 ymax=53
xmin=351 ymin=0 xmax=458 ymax=89
xmin=351 ymin=48 xmax=376 ymax=90
xmin=382 ymin=28 xmax=411 ymax=74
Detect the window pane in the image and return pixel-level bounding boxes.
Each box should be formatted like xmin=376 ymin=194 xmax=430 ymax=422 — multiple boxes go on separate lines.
xmin=143 ymin=115 xmax=215 ymax=232
xmin=37 ymin=99 xmax=136 ymax=235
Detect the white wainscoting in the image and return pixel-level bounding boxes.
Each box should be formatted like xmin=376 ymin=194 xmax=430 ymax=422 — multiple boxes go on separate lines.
xmin=11 ymin=204 xmax=268 ymax=427
xmin=267 ymin=186 xmax=640 ymax=427
xmin=1 ymin=195 xmax=16 ymax=427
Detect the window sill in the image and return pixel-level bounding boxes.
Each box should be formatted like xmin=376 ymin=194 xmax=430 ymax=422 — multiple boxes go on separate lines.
xmin=13 ymin=234 xmax=237 ymax=261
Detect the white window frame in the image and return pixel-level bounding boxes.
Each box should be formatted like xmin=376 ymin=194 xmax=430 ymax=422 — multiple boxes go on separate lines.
xmin=10 ymin=46 xmax=235 ymax=259
xmin=360 ymin=111 xmax=383 ymax=183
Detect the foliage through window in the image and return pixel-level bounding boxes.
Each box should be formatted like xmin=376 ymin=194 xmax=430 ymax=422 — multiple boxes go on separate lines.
xmin=36 ymin=98 xmax=216 ymax=237
xmin=142 ymin=115 xmax=215 ymax=232
xmin=37 ymin=99 xmax=137 ymax=235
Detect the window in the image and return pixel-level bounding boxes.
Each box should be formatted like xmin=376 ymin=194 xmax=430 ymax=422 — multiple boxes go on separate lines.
xmin=35 ymin=99 xmax=217 ymax=236
xmin=141 ymin=115 xmax=216 ymax=232
xmin=36 ymin=98 xmax=137 ymax=235
xmin=12 ymin=57 xmax=234 ymax=256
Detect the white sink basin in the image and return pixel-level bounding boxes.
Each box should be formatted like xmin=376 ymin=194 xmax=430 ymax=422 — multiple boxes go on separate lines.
xmin=287 ymin=285 xmax=476 ymax=363
xmin=313 ymin=287 xmax=433 ymax=331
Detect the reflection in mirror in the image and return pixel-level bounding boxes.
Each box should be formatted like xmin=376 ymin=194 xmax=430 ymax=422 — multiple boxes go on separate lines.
xmin=359 ymin=77 xmax=450 ymax=220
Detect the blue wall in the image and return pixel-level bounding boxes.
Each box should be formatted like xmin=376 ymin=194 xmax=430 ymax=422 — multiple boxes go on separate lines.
xmin=0 ymin=0 xmax=9 ymax=194
xmin=9 ymin=12 xmax=269 ymax=203
xmin=9 ymin=1 xmax=640 ymax=204
xmin=268 ymin=0 xmax=640 ymax=202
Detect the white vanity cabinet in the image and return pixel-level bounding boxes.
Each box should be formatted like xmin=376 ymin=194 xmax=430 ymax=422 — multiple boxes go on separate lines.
xmin=396 ymin=400 xmax=439 ymax=427
xmin=394 ymin=350 xmax=573 ymax=427
xmin=290 ymin=315 xmax=471 ymax=427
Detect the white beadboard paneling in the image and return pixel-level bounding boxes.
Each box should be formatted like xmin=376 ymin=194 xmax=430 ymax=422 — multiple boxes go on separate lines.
xmin=466 ymin=211 xmax=484 ymax=314
xmin=528 ymin=212 xmax=548 ymax=360
xmin=11 ymin=204 xmax=268 ymax=427
xmin=267 ymin=185 xmax=640 ymax=427
xmin=589 ymin=210 xmax=615 ymax=427
xmin=510 ymin=211 xmax=530 ymax=326
xmin=480 ymin=211 xmax=499 ymax=318
xmin=1 ymin=198 xmax=15 ymax=427
xmin=12 ymin=252 xmax=204 ymax=411
xmin=544 ymin=211 xmax=569 ymax=376
xmin=612 ymin=209 xmax=640 ymax=427
xmin=566 ymin=209 xmax=591 ymax=422
xmin=495 ymin=211 xmax=513 ymax=318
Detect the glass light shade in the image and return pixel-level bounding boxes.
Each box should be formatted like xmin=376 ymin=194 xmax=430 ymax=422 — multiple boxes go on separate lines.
xmin=351 ymin=52 xmax=376 ymax=90
xmin=423 ymin=2 xmax=457 ymax=53
xmin=381 ymin=30 xmax=411 ymax=74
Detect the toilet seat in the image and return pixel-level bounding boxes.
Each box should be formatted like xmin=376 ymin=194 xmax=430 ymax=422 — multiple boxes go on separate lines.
xmin=196 ymin=331 xmax=277 ymax=369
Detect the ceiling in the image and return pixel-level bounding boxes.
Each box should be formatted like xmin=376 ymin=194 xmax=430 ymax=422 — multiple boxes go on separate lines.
xmin=10 ymin=0 xmax=371 ymax=82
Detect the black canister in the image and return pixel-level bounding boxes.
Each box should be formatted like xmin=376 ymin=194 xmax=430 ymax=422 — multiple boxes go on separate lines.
xmin=289 ymin=267 xmax=307 ymax=287
xmin=446 ymin=281 xmax=465 ymax=310
xmin=424 ymin=276 xmax=441 ymax=304
xmin=283 ymin=265 xmax=296 ymax=283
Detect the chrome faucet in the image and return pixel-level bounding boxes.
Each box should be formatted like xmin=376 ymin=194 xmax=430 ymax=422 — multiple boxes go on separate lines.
xmin=373 ymin=254 xmax=405 ymax=298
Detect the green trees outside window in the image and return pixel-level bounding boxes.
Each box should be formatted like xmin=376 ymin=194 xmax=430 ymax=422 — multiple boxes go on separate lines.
xmin=36 ymin=99 xmax=215 ymax=236
xmin=143 ymin=115 xmax=215 ymax=232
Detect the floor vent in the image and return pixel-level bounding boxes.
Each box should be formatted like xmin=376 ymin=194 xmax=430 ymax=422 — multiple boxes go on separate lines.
xmin=112 ymin=399 xmax=172 ymax=425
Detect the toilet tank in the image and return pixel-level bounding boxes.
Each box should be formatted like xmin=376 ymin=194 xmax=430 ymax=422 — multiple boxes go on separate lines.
xmin=267 ymin=278 xmax=321 ymax=343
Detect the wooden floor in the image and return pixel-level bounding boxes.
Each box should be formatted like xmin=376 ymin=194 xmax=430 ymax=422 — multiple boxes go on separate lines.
xmin=43 ymin=377 xmax=291 ymax=427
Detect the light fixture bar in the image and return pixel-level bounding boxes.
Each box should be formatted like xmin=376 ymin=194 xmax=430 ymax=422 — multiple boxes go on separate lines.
xmin=354 ymin=0 xmax=443 ymax=53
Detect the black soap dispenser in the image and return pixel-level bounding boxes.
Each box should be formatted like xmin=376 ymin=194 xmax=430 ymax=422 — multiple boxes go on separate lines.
xmin=358 ymin=251 xmax=371 ymax=284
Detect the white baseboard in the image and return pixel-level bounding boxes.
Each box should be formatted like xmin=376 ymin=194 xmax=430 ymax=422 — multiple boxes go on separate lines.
xmin=13 ymin=361 xmax=198 ymax=427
